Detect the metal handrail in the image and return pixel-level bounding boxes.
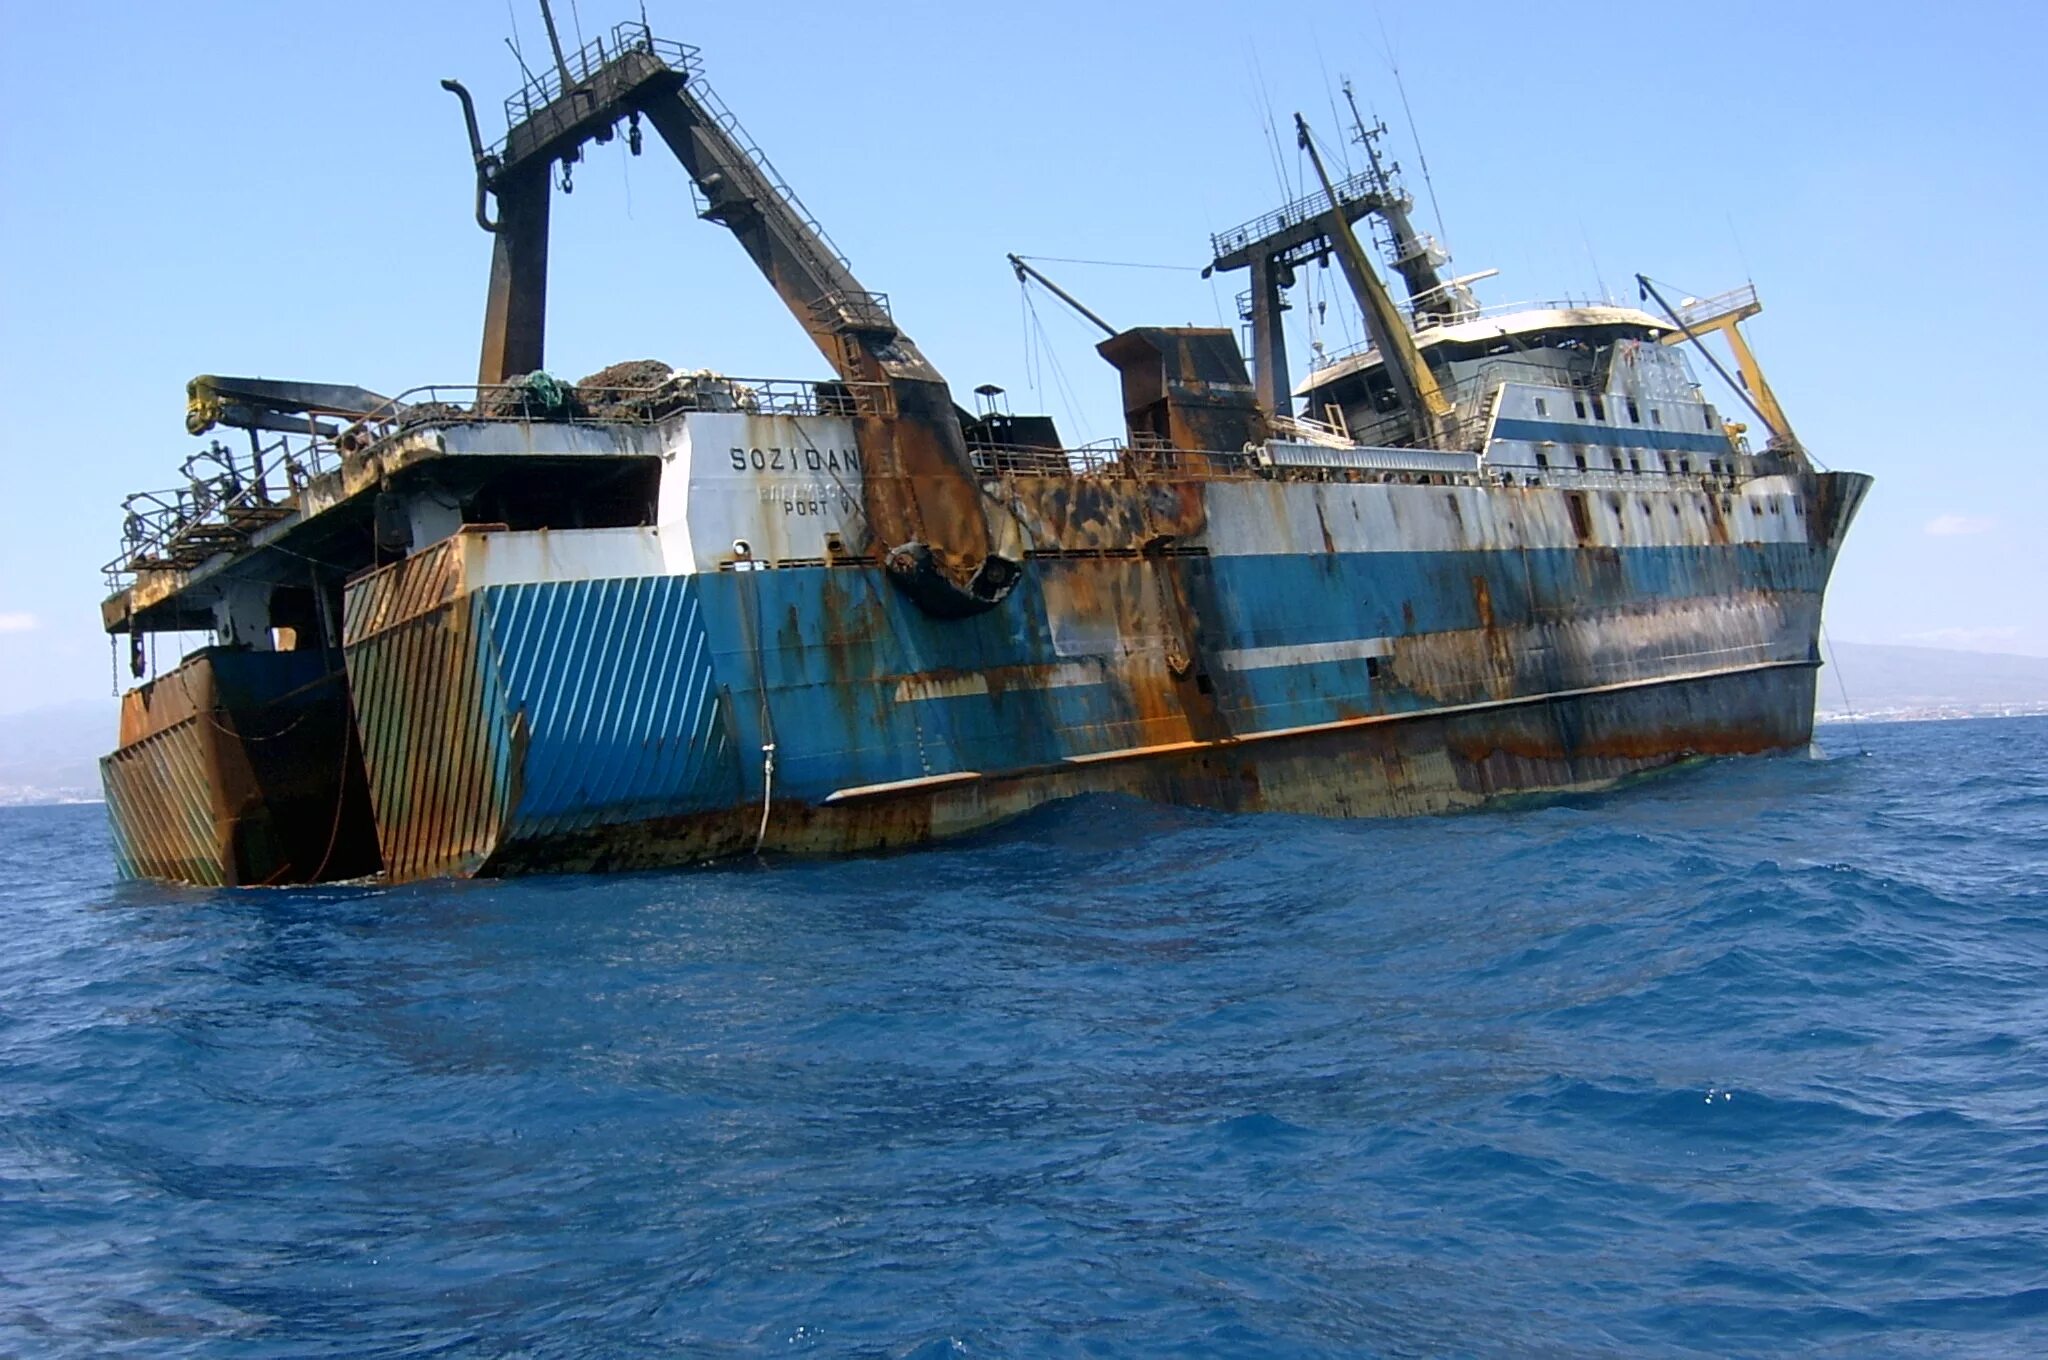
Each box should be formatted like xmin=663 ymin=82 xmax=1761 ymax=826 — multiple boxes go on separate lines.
xmin=495 ymin=22 xmax=701 ymax=146
xmin=370 ymin=374 xmax=893 ymax=424
xmin=1671 ymin=284 xmax=1759 ymax=327
xmin=1210 ymin=167 xmax=1383 ymax=259
xmin=681 ymin=75 xmax=855 ymax=277
xmin=105 ymin=373 xmax=896 ymax=587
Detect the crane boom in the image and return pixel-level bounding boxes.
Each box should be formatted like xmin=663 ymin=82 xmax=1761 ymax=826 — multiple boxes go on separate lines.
xmin=1295 ymin=114 xmax=1455 ymax=448
xmin=450 ymin=22 xmax=1018 ymax=616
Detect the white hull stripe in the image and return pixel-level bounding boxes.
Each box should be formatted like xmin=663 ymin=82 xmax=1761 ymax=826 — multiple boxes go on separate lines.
xmin=1214 ymin=637 xmax=1394 ymax=671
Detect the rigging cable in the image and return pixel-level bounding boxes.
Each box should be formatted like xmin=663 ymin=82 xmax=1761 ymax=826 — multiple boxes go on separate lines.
xmin=1373 ymin=5 xmax=1448 ymax=245
xmin=1020 ymin=287 xmax=1089 ymax=441
xmin=302 ymin=686 xmax=365 ymax=884
xmin=1820 ymin=624 xmax=1870 ymax=758
xmin=1297 ymin=123 xmax=1363 ymax=361
xmin=1019 ymin=281 xmax=1037 ymax=396
xmin=1309 ymin=19 xmax=1352 ymax=178
xmin=1012 ymin=254 xmax=1198 ymax=273
xmin=1247 ymin=48 xmax=1295 ymax=204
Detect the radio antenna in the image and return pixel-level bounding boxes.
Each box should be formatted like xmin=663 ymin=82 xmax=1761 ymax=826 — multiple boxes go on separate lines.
xmin=1373 ymin=9 xmax=1448 ymax=245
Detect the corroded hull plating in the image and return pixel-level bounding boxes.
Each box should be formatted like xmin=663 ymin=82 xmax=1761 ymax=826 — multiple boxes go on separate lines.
xmin=332 ymin=468 xmax=1868 ymax=882
xmin=100 ymin=649 xmax=380 ymax=886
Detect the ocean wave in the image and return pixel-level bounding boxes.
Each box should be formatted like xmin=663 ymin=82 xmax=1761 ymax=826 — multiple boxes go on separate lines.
xmin=2 ymin=717 xmax=2044 ymax=1356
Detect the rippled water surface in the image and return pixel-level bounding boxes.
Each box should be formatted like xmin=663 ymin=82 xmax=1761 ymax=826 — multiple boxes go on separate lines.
xmin=3 ymin=717 xmax=2046 ymax=1356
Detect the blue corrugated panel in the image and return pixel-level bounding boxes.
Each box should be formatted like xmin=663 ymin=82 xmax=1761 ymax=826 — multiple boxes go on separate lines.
xmin=478 ymin=574 xmax=741 ymax=837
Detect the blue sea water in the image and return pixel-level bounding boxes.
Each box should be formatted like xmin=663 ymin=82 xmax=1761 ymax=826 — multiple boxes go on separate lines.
xmin=2 ymin=718 xmax=2045 ymax=1358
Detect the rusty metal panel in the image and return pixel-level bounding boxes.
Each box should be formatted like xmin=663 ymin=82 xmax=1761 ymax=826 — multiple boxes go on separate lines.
xmin=344 ymin=549 xmax=513 ymax=884
xmin=102 ymin=706 xmax=226 ymax=886
xmin=101 ymin=648 xmax=377 ymax=886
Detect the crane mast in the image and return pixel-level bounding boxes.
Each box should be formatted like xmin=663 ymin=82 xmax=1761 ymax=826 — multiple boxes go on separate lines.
xmin=1295 ymin=114 xmax=1455 ymax=448
xmin=1339 ymin=81 xmax=1450 ymax=319
xmin=446 ymin=18 xmax=1018 ymax=615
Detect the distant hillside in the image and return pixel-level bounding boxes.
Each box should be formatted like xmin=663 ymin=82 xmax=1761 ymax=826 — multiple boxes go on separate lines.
xmin=1819 ymin=642 xmax=2048 ymax=721
xmin=0 ymin=700 xmax=113 ymax=805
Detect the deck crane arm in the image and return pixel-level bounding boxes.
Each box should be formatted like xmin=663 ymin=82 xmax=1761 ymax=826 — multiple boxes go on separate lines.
xmin=448 ymin=22 xmax=1018 ymax=616
xmin=1295 ymin=115 xmax=1456 ymax=449
xmin=185 ymin=376 xmax=396 ymax=438
xmin=630 ymin=84 xmax=926 ymax=384
xmin=1642 ymin=281 xmax=1798 ymax=450
xmin=630 ymin=76 xmax=1017 ymax=612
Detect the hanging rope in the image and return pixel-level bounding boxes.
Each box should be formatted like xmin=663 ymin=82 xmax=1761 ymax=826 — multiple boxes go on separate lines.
xmin=753 ymin=742 xmax=777 ymax=855
xmin=1020 ymin=288 xmax=1088 ymax=440
xmin=1819 ymin=625 xmax=1870 ymax=758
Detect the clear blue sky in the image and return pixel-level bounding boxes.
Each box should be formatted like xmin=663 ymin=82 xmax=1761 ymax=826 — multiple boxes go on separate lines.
xmin=2 ymin=0 xmax=2043 ymax=715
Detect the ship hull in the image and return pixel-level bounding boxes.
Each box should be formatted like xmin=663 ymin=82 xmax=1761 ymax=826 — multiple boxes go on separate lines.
xmin=474 ymin=659 xmax=1818 ymax=876
xmin=329 ymin=469 xmax=1864 ymax=882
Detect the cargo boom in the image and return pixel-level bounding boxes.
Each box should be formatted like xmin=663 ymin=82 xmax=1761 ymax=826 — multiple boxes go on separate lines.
xmin=98 ymin=17 xmax=1865 ymax=885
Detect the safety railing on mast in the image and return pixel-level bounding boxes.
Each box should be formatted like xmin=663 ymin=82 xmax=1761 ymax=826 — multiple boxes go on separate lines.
xmin=492 ymin=21 xmax=702 ymax=152
xmin=1210 ymin=167 xmax=1383 ymax=261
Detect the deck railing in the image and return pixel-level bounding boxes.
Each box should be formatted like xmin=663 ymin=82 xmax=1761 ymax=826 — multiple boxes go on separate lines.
xmin=104 ymin=374 xmax=894 ymax=587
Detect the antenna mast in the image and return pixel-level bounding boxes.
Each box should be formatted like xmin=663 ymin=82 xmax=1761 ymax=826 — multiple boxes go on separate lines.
xmin=1338 ymin=79 xmax=1451 ymax=319
xmin=1297 ymin=113 xmax=1454 ymax=448
xmin=536 ymin=0 xmax=574 ymax=89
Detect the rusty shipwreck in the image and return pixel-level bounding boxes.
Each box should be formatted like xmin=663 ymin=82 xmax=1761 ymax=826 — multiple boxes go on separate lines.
xmin=98 ymin=18 xmax=1868 ymax=886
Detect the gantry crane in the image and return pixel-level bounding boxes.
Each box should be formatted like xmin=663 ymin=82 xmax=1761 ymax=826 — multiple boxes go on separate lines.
xmin=440 ymin=14 xmax=1018 ymax=616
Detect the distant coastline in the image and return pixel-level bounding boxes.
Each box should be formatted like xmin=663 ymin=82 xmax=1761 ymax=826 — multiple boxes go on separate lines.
xmin=1815 ymin=705 xmax=2048 ymax=725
